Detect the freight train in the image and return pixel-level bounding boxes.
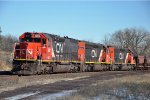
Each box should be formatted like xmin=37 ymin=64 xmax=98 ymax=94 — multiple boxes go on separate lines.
xmin=12 ymin=32 xmax=150 ymax=75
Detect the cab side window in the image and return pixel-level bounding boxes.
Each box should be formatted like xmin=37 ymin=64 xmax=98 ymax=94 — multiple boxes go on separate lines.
xmin=42 ymin=39 xmax=46 ymax=46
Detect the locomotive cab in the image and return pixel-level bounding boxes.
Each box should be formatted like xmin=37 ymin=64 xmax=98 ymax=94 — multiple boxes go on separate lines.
xmin=14 ymin=32 xmax=49 ymax=60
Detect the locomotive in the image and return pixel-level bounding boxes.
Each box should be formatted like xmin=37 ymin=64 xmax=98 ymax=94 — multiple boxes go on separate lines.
xmin=12 ymin=32 xmax=148 ymax=75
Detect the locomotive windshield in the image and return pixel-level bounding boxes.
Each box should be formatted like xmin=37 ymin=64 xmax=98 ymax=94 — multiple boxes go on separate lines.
xmin=20 ymin=38 xmax=41 ymax=43
xmin=20 ymin=38 xmax=33 ymax=42
xmin=34 ymin=38 xmax=41 ymax=42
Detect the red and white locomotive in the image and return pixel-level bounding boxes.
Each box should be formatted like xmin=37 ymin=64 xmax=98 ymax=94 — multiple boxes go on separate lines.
xmin=12 ymin=32 xmax=137 ymax=75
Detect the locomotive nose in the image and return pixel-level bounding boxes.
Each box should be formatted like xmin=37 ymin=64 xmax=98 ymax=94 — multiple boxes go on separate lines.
xmin=19 ymin=42 xmax=34 ymax=59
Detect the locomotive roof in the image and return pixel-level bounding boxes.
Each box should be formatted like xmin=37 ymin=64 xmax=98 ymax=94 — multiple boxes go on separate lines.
xmin=43 ymin=33 xmax=79 ymax=42
xmin=43 ymin=33 xmax=63 ymax=39
xmin=43 ymin=33 xmax=104 ymax=47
